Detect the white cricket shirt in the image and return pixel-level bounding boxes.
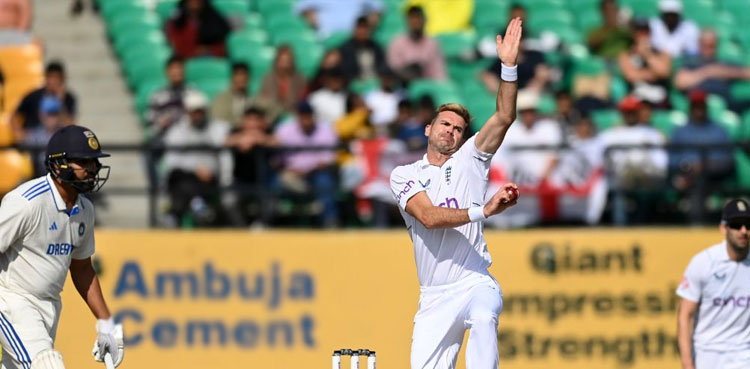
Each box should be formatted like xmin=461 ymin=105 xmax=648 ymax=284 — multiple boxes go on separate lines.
xmin=390 ymin=135 xmax=494 ymax=287
xmin=0 ymin=174 xmax=96 ymax=300
xmin=676 ymin=242 xmax=750 ymax=352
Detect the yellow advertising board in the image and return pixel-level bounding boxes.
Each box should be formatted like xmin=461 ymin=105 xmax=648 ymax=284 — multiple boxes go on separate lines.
xmin=43 ymin=229 xmax=720 ymax=368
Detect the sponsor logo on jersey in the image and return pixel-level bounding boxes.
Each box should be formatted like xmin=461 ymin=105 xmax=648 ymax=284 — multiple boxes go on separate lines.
xmin=714 ymin=272 xmax=727 ymax=280
xmin=47 ymin=243 xmax=76 ymax=256
xmin=396 ymin=180 xmax=415 ymax=202
xmin=49 ymin=222 xmax=58 ymax=231
xmin=713 ymin=296 xmax=750 ymax=308
xmin=438 ymin=197 xmax=459 ymax=209
xmin=418 ymin=179 xmax=430 ymax=189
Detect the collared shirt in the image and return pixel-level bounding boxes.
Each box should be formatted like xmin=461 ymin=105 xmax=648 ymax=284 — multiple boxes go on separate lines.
xmin=677 ymin=242 xmax=750 ymax=352
xmin=386 ymin=34 xmax=447 ymax=80
xmin=390 ymin=135 xmax=493 ymax=287
xmin=0 ymin=174 xmax=95 ymax=300
xmin=649 ymin=18 xmax=699 ymax=57
xmin=274 ymin=120 xmax=338 ymax=174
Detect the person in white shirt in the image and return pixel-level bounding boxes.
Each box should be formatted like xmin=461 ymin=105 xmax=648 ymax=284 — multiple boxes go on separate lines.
xmin=308 ymin=68 xmax=348 ymax=125
xmin=677 ymin=199 xmax=750 ymax=369
xmin=0 ymin=125 xmax=123 ymax=369
xmin=649 ymin=0 xmax=699 ymax=58
xmin=389 ymin=18 xmax=523 ymax=369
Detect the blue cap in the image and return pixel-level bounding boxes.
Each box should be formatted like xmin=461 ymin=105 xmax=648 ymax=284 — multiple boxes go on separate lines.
xmin=40 ymin=95 xmax=62 ymax=114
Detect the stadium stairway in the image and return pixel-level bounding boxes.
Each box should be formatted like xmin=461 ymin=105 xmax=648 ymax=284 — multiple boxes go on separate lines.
xmin=32 ymin=0 xmax=149 ymax=228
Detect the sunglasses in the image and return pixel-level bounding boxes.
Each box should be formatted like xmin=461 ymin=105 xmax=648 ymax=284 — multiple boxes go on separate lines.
xmin=726 ymin=221 xmax=750 ymax=230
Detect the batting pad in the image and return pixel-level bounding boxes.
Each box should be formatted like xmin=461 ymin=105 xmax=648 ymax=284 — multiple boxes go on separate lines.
xmin=30 ymin=350 xmax=65 ymax=369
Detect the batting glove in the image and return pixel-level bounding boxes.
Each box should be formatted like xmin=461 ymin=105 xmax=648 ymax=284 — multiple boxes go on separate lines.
xmin=92 ymin=318 xmax=124 ymax=367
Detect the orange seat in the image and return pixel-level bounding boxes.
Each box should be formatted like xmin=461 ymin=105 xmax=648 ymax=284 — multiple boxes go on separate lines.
xmin=0 ymin=44 xmax=43 ymax=76
xmin=2 ymin=78 xmax=43 ymax=115
xmin=0 ymin=112 xmax=13 ymax=146
xmin=0 ymin=149 xmax=33 ymax=196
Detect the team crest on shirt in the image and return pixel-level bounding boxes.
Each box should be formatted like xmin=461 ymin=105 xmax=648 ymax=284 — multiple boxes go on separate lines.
xmin=78 ymin=223 xmax=85 ymax=236
xmin=445 ymin=166 xmax=452 ymax=185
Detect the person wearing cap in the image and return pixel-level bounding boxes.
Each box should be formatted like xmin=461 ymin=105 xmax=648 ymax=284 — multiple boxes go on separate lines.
xmin=599 ymin=95 xmax=667 ymax=224
xmin=274 ymin=101 xmax=339 ymax=227
xmin=162 ymin=90 xmax=231 ymax=227
xmin=677 ymin=199 xmax=750 ymax=369
xmin=649 ymin=0 xmax=699 ymax=58
xmin=0 ymin=125 xmax=124 ymax=368
xmin=495 ymin=89 xmax=563 ymax=192
xmin=670 ymin=90 xmax=734 ymax=223
xmin=24 ymin=95 xmax=66 ymax=176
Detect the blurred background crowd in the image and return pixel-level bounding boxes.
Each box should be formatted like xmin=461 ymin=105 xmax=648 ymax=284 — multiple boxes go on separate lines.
xmin=0 ymin=0 xmax=749 ymax=229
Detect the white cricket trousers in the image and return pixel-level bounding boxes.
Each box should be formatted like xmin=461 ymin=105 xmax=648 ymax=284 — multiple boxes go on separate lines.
xmin=411 ymin=273 xmax=503 ymax=369
xmin=0 ymin=287 xmax=61 ymax=369
xmin=695 ymin=349 xmax=750 ymax=369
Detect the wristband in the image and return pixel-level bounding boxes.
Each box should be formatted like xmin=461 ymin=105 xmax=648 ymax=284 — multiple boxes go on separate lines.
xmin=501 ymin=64 xmax=518 ymax=82
xmin=468 ymin=206 xmax=487 ymax=222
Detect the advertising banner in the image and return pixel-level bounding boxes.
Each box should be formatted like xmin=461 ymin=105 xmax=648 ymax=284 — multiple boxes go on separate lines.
xmin=49 ymin=229 xmax=719 ymax=368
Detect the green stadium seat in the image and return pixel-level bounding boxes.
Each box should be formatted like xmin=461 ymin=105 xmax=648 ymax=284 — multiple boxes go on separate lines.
xmin=591 ymin=109 xmax=621 ymax=131
xmin=243 ymin=12 xmax=264 ymax=29
xmin=619 ymin=0 xmax=659 ymax=17
xmin=576 ymin=8 xmax=603 ymax=34
xmin=408 ymin=79 xmax=463 ymax=105
xmin=194 ymin=79 xmax=230 ymax=101
xmin=718 ymin=41 xmax=744 ymax=64
xmin=733 ymin=152 xmax=750 ymax=188
xmin=537 ymin=93 xmax=556 ymax=115
xmin=707 ymin=94 xmax=727 ymax=121
xmin=135 ymin=79 xmax=166 ymax=121
xmin=350 ymin=78 xmax=380 ymax=95
xmin=610 ymin=75 xmax=628 ymax=102
xmin=186 ymin=58 xmax=231 ymax=84
xmin=258 ymin=1 xmax=293 ymax=18
xmin=113 ymin=31 xmax=168 ymax=58
xmin=683 ymin=0 xmax=716 ymax=27
xmin=715 ymin=110 xmax=741 ymax=140
xmin=155 ymin=0 xmax=179 ymax=23
xmin=573 ymin=56 xmax=607 ymax=76
xmin=651 ymin=110 xmax=687 ymax=137
xmin=322 ymin=31 xmax=351 ymax=50
xmin=122 ymin=47 xmax=170 ymax=77
xmin=267 ymin=19 xmax=313 ymax=42
xmin=740 ymin=110 xmax=750 ymax=141
xmin=213 ymin=0 xmax=250 ymax=17
xmin=527 ymin=10 xmax=574 ymax=37
xmin=108 ymin=14 xmax=160 ymax=40
xmin=233 ymin=45 xmax=275 ymax=92
xmin=472 ymin=0 xmax=509 ymax=33
xmin=227 ymin=29 xmax=269 ymax=59
xmin=290 ymin=42 xmax=324 ymax=78
xmin=731 ymin=82 xmax=750 ymax=101
xmin=447 ymin=60 xmax=487 ymax=82
xmin=436 ymin=31 xmax=477 ymax=59
xmin=566 ymin=0 xmax=601 ymax=11
xmin=100 ymin=1 xmax=148 ymax=22
xmin=670 ymin=89 xmax=689 ymax=113
xmin=126 ymin=58 xmax=166 ymax=90
xmin=374 ymin=13 xmax=405 ymax=46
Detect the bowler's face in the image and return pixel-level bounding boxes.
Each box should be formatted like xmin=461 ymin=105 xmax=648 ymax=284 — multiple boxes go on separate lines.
xmin=425 ymin=111 xmax=466 ymax=154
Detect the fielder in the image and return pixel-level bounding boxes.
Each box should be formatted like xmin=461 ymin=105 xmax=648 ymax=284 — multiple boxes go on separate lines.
xmin=390 ymin=18 xmax=522 ymax=369
xmin=677 ymin=199 xmax=750 ymax=369
xmin=0 ymin=126 xmax=123 ymax=369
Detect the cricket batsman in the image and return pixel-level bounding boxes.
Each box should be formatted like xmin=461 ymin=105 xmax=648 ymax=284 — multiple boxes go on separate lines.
xmin=389 ymin=18 xmax=522 ymax=369
xmin=0 ymin=126 xmax=124 ymax=369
